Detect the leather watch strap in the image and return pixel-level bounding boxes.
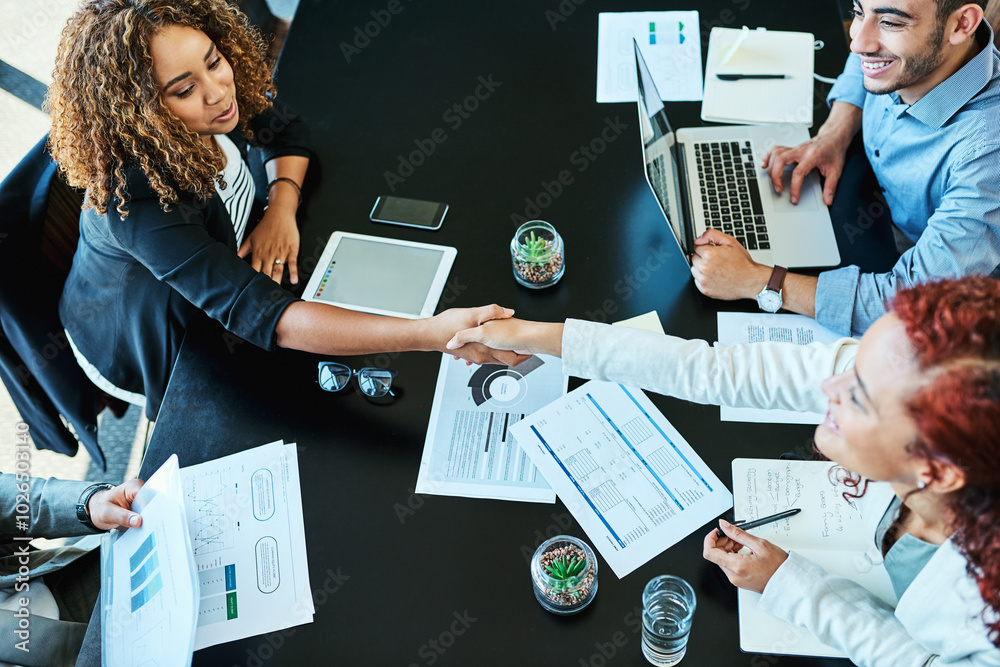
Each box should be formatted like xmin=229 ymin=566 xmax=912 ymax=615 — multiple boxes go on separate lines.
xmin=766 ymin=266 xmax=787 ymax=293
xmin=76 ymin=483 xmax=114 ymax=531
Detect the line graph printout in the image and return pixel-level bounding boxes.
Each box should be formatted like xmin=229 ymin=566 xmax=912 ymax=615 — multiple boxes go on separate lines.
xmin=510 ymin=381 xmax=733 ymax=578
xmin=181 ymin=441 xmax=314 ymax=650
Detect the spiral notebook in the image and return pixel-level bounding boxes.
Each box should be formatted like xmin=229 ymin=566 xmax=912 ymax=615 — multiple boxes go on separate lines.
xmin=702 ymin=28 xmax=816 ymax=127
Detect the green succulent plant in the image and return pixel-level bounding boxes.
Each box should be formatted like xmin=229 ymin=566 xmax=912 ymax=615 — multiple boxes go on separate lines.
xmin=518 ymin=231 xmax=552 ymax=263
xmin=544 ymin=555 xmax=587 ymax=596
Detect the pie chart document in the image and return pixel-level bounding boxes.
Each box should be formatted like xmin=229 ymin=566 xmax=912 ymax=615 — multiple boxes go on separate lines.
xmin=416 ymin=354 xmax=568 ymax=503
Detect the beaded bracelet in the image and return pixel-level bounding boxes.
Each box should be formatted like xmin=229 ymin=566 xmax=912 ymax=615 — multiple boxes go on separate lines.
xmin=267 ymin=177 xmax=302 ymax=204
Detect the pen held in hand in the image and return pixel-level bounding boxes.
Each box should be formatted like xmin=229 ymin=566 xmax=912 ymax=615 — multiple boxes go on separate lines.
xmin=716 ymin=74 xmax=791 ymax=81
xmin=716 ymin=507 xmax=801 ymax=538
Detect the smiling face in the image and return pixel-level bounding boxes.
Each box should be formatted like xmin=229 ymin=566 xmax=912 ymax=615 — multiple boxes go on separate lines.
xmin=149 ymin=24 xmax=239 ymax=145
xmin=815 ymin=313 xmax=925 ymax=486
xmin=849 ymin=0 xmax=952 ymax=102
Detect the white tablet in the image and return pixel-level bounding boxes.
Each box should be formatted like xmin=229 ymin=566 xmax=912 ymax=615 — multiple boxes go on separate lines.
xmin=302 ymin=232 xmax=457 ymax=319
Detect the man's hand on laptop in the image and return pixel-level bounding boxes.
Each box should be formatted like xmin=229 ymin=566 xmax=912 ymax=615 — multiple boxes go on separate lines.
xmin=761 ymin=134 xmax=847 ymax=207
xmin=760 ymin=101 xmax=862 ymax=206
xmin=690 ymin=229 xmax=771 ymax=301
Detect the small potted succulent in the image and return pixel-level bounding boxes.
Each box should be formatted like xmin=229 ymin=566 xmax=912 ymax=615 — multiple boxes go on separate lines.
xmin=511 ymin=220 xmax=565 ymax=288
xmin=530 ymin=535 xmax=597 ymax=614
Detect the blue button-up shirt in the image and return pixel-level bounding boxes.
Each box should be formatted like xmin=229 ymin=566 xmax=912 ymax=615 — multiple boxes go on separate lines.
xmin=816 ymin=25 xmax=1000 ymax=336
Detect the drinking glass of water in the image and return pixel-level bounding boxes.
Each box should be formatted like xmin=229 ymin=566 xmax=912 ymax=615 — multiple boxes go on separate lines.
xmin=641 ymin=575 xmax=696 ymax=666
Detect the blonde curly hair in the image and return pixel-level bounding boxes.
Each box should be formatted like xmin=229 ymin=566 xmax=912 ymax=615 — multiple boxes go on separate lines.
xmin=47 ymin=0 xmax=275 ymax=218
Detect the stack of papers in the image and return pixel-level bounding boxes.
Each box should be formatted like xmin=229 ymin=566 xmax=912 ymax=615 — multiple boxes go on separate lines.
xmin=102 ymin=441 xmax=313 ymax=665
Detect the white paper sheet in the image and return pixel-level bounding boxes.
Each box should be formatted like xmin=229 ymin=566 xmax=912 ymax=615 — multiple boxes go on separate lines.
xmin=511 ymin=381 xmax=733 ymax=577
xmin=732 ymin=459 xmax=896 ymax=658
xmin=183 ymin=441 xmax=314 ymax=649
xmin=717 ymin=312 xmax=845 ymax=424
xmin=597 ymin=12 xmax=703 ymax=103
xmin=102 ymin=455 xmax=198 ymax=667
xmin=416 ymin=355 xmax=567 ymax=503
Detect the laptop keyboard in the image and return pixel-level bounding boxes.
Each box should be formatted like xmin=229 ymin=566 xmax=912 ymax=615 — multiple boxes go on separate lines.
xmin=693 ymin=141 xmax=769 ymax=250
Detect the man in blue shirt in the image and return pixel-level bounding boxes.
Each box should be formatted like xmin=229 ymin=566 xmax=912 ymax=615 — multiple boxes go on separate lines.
xmin=691 ymin=0 xmax=1000 ymax=336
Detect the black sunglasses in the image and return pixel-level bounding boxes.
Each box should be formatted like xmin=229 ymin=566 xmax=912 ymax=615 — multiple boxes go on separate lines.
xmin=317 ymin=362 xmax=397 ymax=398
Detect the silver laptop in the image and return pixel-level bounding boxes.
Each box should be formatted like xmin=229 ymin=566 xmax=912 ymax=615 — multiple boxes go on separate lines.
xmin=634 ymin=40 xmax=840 ymax=268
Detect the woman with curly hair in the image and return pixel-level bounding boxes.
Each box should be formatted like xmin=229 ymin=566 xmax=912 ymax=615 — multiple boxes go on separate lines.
xmin=446 ymin=276 xmax=1000 ymax=664
xmin=48 ymin=0 xmax=520 ymax=419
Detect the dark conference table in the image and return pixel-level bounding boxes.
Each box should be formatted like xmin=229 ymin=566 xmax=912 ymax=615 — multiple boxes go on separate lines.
xmin=134 ymin=2 xmax=895 ymax=665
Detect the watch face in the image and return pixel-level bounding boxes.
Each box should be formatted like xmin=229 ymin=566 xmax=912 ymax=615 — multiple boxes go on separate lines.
xmin=757 ymin=289 xmax=782 ymax=313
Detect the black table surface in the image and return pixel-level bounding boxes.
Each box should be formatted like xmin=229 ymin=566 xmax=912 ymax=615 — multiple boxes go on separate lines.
xmin=139 ymin=2 xmax=873 ymax=665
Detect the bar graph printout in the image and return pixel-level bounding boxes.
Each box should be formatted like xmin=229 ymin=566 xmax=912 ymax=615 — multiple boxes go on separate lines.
xmin=510 ymin=381 xmax=733 ymax=577
xmin=102 ymin=455 xmax=198 ymax=667
xmin=102 ymin=442 xmax=313 ymax=664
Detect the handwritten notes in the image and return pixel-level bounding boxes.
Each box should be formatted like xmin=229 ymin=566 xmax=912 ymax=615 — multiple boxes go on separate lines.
xmin=732 ymin=458 xmax=898 ymax=658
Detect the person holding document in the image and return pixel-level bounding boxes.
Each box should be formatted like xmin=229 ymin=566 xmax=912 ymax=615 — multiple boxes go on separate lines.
xmin=447 ymin=276 xmax=1000 ymax=664
xmin=1 ymin=473 xmax=144 ymax=666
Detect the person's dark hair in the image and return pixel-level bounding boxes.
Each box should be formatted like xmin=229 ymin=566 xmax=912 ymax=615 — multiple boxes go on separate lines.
xmin=935 ymin=0 xmax=988 ymax=25
xmin=47 ymin=0 xmax=275 ymax=218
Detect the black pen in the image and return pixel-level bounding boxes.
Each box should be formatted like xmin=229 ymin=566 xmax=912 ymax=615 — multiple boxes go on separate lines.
xmin=716 ymin=508 xmax=801 ymax=537
xmin=716 ymin=74 xmax=791 ymax=81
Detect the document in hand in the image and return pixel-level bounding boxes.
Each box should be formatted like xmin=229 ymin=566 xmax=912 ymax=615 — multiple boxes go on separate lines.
xmin=702 ymin=27 xmax=816 ymax=126
xmin=732 ymin=458 xmax=897 ymax=658
xmin=102 ymin=441 xmax=313 ymax=665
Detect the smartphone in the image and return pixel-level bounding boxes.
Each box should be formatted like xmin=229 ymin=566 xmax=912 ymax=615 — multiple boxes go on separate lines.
xmin=370 ymin=196 xmax=448 ymax=231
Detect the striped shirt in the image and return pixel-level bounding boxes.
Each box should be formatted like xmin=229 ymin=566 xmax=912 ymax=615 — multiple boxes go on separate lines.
xmin=214 ymin=134 xmax=256 ymax=246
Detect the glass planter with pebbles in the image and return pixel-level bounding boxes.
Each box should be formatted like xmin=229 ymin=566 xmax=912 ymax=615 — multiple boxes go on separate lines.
xmin=511 ymin=220 xmax=565 ymax=288
xmin=530 ymin=535 xmax=597 ymax=614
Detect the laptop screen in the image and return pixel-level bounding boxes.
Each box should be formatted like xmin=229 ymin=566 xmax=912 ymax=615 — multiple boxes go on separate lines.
xmin=634 ymin=41 xmax=690 ymax=256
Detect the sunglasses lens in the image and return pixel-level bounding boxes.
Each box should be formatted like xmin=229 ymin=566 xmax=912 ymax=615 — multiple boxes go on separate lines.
xmin=358 ymin=369 xmax=394 ymax=397
xmin=318 ymin=363 xmax=351 ymax=392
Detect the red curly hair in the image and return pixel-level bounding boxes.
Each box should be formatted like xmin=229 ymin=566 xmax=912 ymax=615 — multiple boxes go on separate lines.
xmin=892 ymin=276 xmax=1000 ymax=646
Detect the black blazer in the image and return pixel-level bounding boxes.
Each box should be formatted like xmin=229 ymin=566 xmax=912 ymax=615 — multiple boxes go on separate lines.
xmin=59 ymin=99 xmax=311 ymax=420
xmin=0 ymin=136 xmax=105 ymax=467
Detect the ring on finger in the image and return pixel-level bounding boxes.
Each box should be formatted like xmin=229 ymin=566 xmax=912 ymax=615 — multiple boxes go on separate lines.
xmin=273 ymin=259 xmax=284 ymax=266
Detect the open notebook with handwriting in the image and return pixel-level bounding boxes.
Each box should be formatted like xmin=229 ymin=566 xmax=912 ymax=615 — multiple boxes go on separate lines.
xmin=732 ymin=458 xmax=897 ymax=658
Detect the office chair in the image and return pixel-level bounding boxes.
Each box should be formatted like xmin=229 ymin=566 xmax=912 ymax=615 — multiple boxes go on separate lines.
xmin=0 ymin=135 xmax=110 ymax=470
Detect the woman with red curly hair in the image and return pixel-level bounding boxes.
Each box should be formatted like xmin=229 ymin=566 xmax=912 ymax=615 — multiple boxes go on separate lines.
xmin=48 ymin=0 xmax=519 ymax=419
xmin=447 ymin=276 xmax=1000 ymax=664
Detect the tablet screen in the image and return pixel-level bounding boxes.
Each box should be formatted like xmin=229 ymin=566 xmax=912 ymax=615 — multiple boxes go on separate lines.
xmin=308 ymin=236 xmax=447 ymax=317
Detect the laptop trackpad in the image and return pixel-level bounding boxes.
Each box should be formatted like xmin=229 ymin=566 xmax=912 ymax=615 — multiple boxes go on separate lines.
xmin=769 ymin=167 xmax=820 ymax=213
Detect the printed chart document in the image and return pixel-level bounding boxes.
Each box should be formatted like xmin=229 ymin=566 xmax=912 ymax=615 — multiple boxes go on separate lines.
xmin=102 ymin=442 xmax=313 ymax=664
xmin=717 ymin=312 xmax=845 ymax=424
xmin=733 ymin=458 xmax=896 ymax=658
xmin=183 ymin=440 xmax=313 ymax=649
xmin=702 ymin=27 xmax=816 ymax=126
xmin=597 ymin=11 xmax=703 ymax=103
xmin=416 ymin=354 xmax=567 ymax=503
xmin=102 ymin=454 xmax=197 ymax=667
xmin=511 ymin=381 xmax=733 ymax=577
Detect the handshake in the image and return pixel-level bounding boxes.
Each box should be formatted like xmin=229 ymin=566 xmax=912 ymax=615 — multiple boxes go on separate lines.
xmin=435 ymin=307 xmax=565 ymax=365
